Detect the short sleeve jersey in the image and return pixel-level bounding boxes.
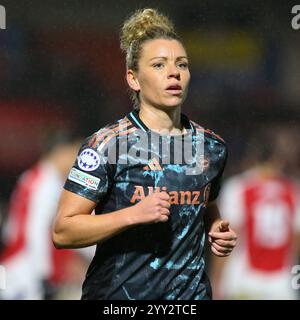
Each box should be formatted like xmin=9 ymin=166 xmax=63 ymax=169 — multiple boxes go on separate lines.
xmin=64 ymin=110 xmax=227 ymax=300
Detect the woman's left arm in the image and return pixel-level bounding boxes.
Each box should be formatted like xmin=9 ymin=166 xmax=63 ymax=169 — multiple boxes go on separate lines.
xmin=204 ymin=201 xmax=237 ymax=257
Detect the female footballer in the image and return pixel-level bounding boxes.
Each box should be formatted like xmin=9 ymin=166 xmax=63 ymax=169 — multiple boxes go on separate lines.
xmin=52 ymin=8 xmax=237 ymax=300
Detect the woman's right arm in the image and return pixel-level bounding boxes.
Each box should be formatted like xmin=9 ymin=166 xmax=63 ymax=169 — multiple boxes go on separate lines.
xmin=52 ymin=189 xmax=170 ymax=249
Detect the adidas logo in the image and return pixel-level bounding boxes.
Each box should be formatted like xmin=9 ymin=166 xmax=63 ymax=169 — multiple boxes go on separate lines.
xmin=143 ymin=158 xmax=162 ymax=171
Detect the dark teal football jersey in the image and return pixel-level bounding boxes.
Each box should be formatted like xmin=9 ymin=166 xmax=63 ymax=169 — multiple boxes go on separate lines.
xmin=64 ymin=109 xmax=227 ymax=300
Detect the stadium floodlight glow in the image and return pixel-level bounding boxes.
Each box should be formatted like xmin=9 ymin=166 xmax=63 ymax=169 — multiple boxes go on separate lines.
xmin=0 ymin=5 xmax=6 ymax=30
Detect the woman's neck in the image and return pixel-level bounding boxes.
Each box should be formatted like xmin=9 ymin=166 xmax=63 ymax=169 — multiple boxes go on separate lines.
xmin=139 ymin=104 xmax=185 ymax=135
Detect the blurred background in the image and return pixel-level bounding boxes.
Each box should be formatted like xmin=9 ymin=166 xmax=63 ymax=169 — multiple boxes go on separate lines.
xmin=0 ymin=0 xmax=299 ymax=299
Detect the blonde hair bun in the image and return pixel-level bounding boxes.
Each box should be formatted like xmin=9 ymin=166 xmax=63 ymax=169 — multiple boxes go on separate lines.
xmin=120 ymin=8 xmax=175 ymax=53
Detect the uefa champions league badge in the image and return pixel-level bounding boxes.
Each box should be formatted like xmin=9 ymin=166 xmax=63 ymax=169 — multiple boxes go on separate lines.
xmin=78 ymin=148 xmax=100 ymax=171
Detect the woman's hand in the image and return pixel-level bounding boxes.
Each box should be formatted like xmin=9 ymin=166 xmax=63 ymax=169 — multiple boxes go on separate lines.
xmin=131 ymin=191 xmax=171 ymax=225
xmin=208 ymin=220 xmax=237 ymax=257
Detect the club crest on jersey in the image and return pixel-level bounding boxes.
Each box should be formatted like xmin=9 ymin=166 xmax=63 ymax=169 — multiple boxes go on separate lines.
xmin=78 ymin=148 xmax=100 ymax=171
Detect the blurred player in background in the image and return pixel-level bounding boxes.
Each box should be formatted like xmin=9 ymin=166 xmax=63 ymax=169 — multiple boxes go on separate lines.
xmin=210 ymin=124 xmax=300 ymax=299
xmin=0 ymin=129 xmax=92 ymax=300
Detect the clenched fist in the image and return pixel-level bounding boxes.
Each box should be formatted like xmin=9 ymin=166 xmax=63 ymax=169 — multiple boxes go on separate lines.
xmin=132 ymin=191 xmax=171 ymax=225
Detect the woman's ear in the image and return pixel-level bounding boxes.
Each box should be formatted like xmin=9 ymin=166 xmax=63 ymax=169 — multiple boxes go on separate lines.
xmin=127 ymin=69 xmax=140 ymax=91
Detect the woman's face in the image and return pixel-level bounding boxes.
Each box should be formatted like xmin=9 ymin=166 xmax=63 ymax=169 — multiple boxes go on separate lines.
xmin=127 ymin=39 xmax=190 ymax=110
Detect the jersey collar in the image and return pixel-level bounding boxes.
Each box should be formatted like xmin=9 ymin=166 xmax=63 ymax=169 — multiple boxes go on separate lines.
xmin=127 ymin=109 xmax=195 ymax=134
